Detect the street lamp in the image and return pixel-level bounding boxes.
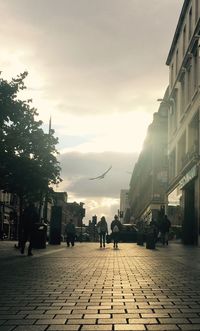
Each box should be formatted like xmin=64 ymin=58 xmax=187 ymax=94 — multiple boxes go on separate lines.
xmin=79 ymin=202 xmax=85 ymax=242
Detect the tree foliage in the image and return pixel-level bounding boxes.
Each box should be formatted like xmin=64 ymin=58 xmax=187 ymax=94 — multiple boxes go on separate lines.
xmin=0 ymin=72 xmax=61 ymax=202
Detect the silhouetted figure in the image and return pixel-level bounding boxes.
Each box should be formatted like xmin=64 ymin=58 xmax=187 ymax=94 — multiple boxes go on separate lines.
xmin=97 ymin=216 xmax=108 ymax=248
xmin=136 ymin=219 xmax=145 ymax=245
xmin=65 ymin=219 xmax=76 ymax=247
xmin=146 ymin=220 xmax=156 ymax=249
xmin=111 ymin=215 xmax=122 ymax=249
xmin=160 ymin=215 xmax=171 ymax=245
xmin=0 ymin=228 xmax=3 ymax=240
xmin=150 ymin=218 xmax=159 ymax=243
xmin=20 ymin=203 xmax=39 ymax=256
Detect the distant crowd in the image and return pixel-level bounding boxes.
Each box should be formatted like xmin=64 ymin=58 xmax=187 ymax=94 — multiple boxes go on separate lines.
xmin=65 ymin=213 xmax=171 ymax=250
xmin=13 ymin=201 xmax=171 ymax=255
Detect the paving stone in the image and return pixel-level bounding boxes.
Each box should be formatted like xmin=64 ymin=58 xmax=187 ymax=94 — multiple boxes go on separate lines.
xmin=45 ymin=310 xmax=72 ymax=315
xmin=35 ymin=319 xmax=67 ymax=325
xmin=84 ymin=314 xmax=110 ymax=319
xmin=114 ymin=325 xmax=145 ymax=330
xmin=25 ymin=314 xmax=55 ymax=319
xmin=141 ymin=313 xmax=169 ymax=318
xmin=0 ymin=327 xmax=15 ymax=331
xmin=0 ymin=315 xmax=26 ymax=320
xmin=189 ymin=318 xmax=200 ymax=323
xmin=4 ymin=320 xmax=36 ymax=325
xmin=178 ymin=325 xmax=200 ymax=330
xmin=81 ymin=326 xmax=112 ymax=331
xmin=47 ymin=326 xmax=80 ymax=330
xmin=66 ymin=319 xmax=96 ymax=324
xmin=146 ymin=325 xmax=180 ymax=330
xmin=129 ymin=318 xmax=157 ymax=324
xmin=14 ymin=327 xmax=48 ymax=331
xmin=98 ymin=317 xmax=126 ymax=324
xmin=55 ymin=314 xmax=83 ymax=319
xmin=159 ymin=317 xmax=189 ymax=324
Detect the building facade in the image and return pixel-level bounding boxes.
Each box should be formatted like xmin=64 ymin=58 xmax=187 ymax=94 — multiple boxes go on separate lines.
xmin=119 ymin=189 xmax=130 ymax=223
xmin=129 ymin=100 xmax=168 ymax=224
xmin=0 ymin=191 xmax=18 ymax=240
xmin=166 ymin=0 xmax=200 ymax=244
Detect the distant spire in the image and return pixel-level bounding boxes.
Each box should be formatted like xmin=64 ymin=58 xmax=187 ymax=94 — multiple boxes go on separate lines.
xmin=48 ymin=116 xmax=52 ymax=134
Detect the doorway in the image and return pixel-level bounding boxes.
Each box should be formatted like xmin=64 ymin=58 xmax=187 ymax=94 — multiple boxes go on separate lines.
xmin=182 ymin=180 xmax=196 ymax=244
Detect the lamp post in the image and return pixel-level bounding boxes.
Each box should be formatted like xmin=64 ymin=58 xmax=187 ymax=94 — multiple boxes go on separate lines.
xmin=79 ymin=202 xmax=85 ymax=242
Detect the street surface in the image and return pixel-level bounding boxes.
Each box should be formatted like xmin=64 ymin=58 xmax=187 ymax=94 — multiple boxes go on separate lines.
xmin=0 ymin=241 xmax=200 ymax=331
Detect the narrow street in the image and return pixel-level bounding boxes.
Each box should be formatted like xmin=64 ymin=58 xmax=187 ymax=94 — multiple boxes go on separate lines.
xmin=0 ymin=241 xmax=200 ymax=331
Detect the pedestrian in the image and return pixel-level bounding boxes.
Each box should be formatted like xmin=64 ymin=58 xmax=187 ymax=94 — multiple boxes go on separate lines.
xmin=150 ymin=218 xmax=159 ymax=243
xmin=111 ymin=215 xmax=122 ymax=249
xmin=65 ymin=219 xmax=76 ymax=247
xmin=97 ymin=216 xmax=108 ymax=248
xmin=160 ymin=214 xmax=171 ymax=245
xmin=20 ymin=202 xmax=39 ymax=256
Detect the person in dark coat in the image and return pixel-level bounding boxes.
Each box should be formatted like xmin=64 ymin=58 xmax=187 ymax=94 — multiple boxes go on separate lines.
xmin=160 ymin=215 xmax=171 ymax=245
xmin=97 ymin=216 xmax=108 ymax=248
xmin=65 ymin=219 xmax=76 ymax=247
xmin=20 ymin=203 xmax=39 ymax=256
xmin=111 ymin=215 xmax=122 ymax=249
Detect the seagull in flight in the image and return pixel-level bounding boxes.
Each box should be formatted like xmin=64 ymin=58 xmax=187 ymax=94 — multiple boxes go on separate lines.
xmin=89 ymin=165 xmax=112 ymax=180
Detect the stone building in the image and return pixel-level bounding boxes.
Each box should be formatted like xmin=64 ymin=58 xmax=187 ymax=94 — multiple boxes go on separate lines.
xmin=119 ymin=189 xmax=130 ymax=223
xmin=49 ymin=192 xmax=85 ymax=244
xmin=166 ymin=0 xmax=200 ymax=244
xmin=129 ymin=99 xmax=168 ymax=224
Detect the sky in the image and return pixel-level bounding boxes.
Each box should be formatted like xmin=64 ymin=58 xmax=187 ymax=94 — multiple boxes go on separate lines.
xmin=0 ymin=0 xmax=184 ymax=224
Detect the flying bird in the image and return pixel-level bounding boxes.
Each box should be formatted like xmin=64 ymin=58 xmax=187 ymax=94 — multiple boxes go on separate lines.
xmin=89 ymin=165 xmax=112 ymax=180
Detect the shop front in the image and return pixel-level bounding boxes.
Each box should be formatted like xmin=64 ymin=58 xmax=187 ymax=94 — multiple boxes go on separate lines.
xmin=179 ymin=165 xmax=199 ymax=245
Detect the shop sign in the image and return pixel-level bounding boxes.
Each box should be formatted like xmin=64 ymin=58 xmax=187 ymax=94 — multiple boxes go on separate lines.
xmin=179 ymin=165 xmax=197 ymax=189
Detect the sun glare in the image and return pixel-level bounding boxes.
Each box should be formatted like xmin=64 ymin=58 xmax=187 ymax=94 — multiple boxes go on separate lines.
xmin=59 ymin=111 xmax=153 ymax=154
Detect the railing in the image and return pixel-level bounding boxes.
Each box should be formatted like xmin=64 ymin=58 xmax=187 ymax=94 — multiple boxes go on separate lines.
xmin=181 ymin=149 xmax=199 ymax=168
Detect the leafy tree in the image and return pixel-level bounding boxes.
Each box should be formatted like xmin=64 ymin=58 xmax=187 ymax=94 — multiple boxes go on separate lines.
xmin=0 ymin=72 xmax=62 ymax=212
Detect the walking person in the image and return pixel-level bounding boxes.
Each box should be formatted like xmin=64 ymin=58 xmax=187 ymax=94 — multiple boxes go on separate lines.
xmin=65 ymin=219 xmax=76 ymax=247
xmin=20 ymin=202 xmax=39 ymax=256
xmin=160 ymin=215 xmax=171 ymax=245
xmin=97 ymin=216 xmax=108 ymax=248
xmin=111 ymin=215 xmax=122 ymax=249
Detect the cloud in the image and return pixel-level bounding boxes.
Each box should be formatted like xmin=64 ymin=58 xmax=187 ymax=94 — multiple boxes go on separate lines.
xmin=0 ymin=0 xmax=183 ymax=117
xmin=57 ymin=151 xmax=138 ymax=222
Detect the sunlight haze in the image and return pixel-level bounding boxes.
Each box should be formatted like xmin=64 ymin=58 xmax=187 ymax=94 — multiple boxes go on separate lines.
xmin=0 ymin=0 xmax=184 ymax=222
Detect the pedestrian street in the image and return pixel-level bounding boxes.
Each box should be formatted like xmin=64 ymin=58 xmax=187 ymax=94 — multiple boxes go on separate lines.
xmin=0 ymin=241 xmax=200 ymax=331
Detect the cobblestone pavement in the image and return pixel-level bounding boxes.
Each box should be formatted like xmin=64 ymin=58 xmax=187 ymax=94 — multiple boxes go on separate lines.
xmin=0 ymin=241 xmax=200 ymax=331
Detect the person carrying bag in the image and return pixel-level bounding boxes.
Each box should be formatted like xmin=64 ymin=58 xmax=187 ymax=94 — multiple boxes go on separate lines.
xmin=111 ymin=215 xmax=122 ymax=249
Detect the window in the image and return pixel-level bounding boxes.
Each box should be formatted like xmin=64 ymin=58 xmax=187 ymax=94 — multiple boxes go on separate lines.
xmin=193 ymin=47 xmax=198 ymax=90
xmin=175 ymin=49 xmax=179 ymax=75
xmin=188 ymin=112 xmax=199 ymax=154
xmin=183 ymin=25 xmax=186 ymax=56
xmin=169 ymin=149 xmax=176 ymax=180
xmin=195 ymin=0 xmax=199 ymax=22
xmin=171 ymin=89 xmax=178 ymax=133
xmin=171 ymin=64 xmax=174 ymax=87
xmin=177 ymin=132 xmax=186 ymax=171
xmin=189 ymin=7 xmax=192 ymax=40
xmin=180 ymin=74 xmax=186 ymax=114
xmin=187 ymin=64 xmax=192 ymax=103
